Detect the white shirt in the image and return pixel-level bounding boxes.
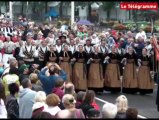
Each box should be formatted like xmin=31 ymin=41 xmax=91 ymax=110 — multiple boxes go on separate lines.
xmin=0 ymin=99 xmax=7 ymax=118
xmin=91 ymin=37 xmax=100 ymax=45
xmin=4 ymin=41 xmax=16 ymax=53
xmin=44 ymin=106 xmax=61 ymax=116
xmin=69 ymin=45 xmax=76 ymax=54
xmin=36 ymin=46 xmax=49 ymax=58
xmin=56 ymin=45 xmax=62 ymax=53
xmin=19 ymin=45 xmax=36 ymax=58
xmin=0 ymin=41 xmax=4 ymax=50
xmin=85 ymin=46 xmax=92 ymax=53
xmin=135 ymin=31 xmax=147 ymax=41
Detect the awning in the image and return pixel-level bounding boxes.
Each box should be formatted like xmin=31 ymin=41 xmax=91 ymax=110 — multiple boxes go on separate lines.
xmin=45 ymin=8 xmax=58 ymax=17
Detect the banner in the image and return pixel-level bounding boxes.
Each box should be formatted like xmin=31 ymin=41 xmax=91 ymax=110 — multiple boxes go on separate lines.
xmin=152 ymin=37 xmax=159 ymax=61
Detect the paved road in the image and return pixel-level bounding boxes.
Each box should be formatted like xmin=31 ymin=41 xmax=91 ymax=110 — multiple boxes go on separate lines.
xmin=95 ymin=85 xmax=159 ymax=118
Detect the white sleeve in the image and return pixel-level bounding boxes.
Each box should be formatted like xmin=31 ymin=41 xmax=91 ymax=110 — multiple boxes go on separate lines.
xmin=33 ymin=46 xmax=38 ymax=57
xmin=0 ymin=99 xmax=7 ymax=119
xmin=19 ymin=46 xmax=25 ymax=57
xmin=0 ymin=42 xmax=4 ymax=49
xmin=135 ymin=33 xmax=139 ymax=40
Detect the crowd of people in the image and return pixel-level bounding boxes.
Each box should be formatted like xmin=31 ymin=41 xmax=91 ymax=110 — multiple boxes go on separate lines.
xmin=0 ymin=16 xmax=158 ymax=118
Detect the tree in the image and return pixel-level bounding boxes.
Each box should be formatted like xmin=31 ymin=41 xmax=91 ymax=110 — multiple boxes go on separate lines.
xmin=102 ymin=2 xmax=116 ymax=20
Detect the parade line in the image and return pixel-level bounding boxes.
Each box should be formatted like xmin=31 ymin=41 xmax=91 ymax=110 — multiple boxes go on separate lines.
xmin=95 ymin=97 xmax=147 ymax=119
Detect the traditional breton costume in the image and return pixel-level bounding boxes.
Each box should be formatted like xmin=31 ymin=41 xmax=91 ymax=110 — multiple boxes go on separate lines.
xmin=19 ymin=43 xmax=36 ymax=66
xmin=44 ymin=49 xmax=59 ymax=65
xmin=99 ymin=44 xmax=109 ymax=76
xmin=87 ymin=52 xmax=104 ymax=92
xmin=72 ymin=47 xmax=87 ymax=91
xmin=84 ymin=43 xmax=93 ymax=78
xmin=56 ymin=44 xmax=62 ymax=56
xmin=59 ymin=50 xmax=73 ymax=82
xmin=122 ymin=52 xmax=138 ymax=94
xmin=3 ymin=40 xmax=15 ymax=68
xmin=104 ymin=52 xmax=121 ymax=93
xmin=137 ymin=55 xmax=154 ymax=94
xmin=69 ymin=44 xmax=77 ymax=54
xmin=37 ymin=45 xmax=49 ymax=69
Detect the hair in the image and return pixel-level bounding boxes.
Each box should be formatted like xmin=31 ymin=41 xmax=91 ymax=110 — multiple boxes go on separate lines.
xmin=8 ymin=83 xmax=19 ymax=95
xmin=76 ymin=91 xmax=86 ymax=102
xmin=55 ymin=78 xmax=64 ymax=88
xmin=115 ymin=95 xmax=128 ymax=113
xmin=86 ymin=108 xmax=100 ymax=118
xmin=9 ymin=59 xmax=17 ymax=68
xmin=32 ymin=111 xmax=53 ymax=119
xmin=21 ymin=78 xmax=31 ymax=88
xmin=9 ymin=66 xmax=19 ymax=75
xmin=34 ymin=91 xmax=46 ymax=103
xmin=49 ymin=65 xmax=56 ymax=75
xmin=29 ymin=73 xmax=39 ymax=84
xmin=126 ymin=108 xmax=138 ymax=119
xmin=62 ymin=94 xmax=76 ymax=108
xmin=0 ymin=83 xmax=6 ymax=102
xmin=46 ymin=93 xmax=60 ymax=107
xmin=64 ymin=82 xmax=75 ymax=95
xmin=83 ymin=90 xmax=95 ymax=104
xmin=102 ymin=102 xmax=118 ymax=118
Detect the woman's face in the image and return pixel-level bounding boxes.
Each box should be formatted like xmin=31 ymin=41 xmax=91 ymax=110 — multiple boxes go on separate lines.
xmin=79 ymin=46 xmax=83 ymax=52
xmin=111 ymin=46 xmax=116 ymax=53
xmin=142 ymin=48 xmax=147 ymax=55
xmin=94 ymin=46 xmax=99 ymax=53
xmin=64 ymin=45 xmax=68 ymax=51
xmin=128 ymin=47 xmax=133 ymax=53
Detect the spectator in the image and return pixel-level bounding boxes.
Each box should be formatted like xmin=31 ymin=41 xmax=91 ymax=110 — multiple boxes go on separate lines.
xmin=19 ymin=64 xmax=30 ymax=84
xmin=0 ymin=83 xmax=7 ymax=118
xmin=0 ymin=63 xmax=4 ymax=78
xmin=19 ymin=78 xmax=37 ymax=118
xmin=38 ymin=63 xmax=67 ymax=95
xmin=6 ymin=83 xmax=19 ymax=118
xmin=52 ymin=78 xmax=65 ymax=100
xmin=29 ymin=73 xmax=43 ymax=92
xmin=78 ymin=90 xmax=95 ymax=117
xmin=32 ymin=91 xmax=48 ymax=117
xmin=34 ymin=91 xmax=47 ymax=104
xmin=126 ymin=108 xmax=138 ymax=119
xmin=86 ymin=108 xmax=101 ymax=119
xmin=115 ymin=95 xmax=128 ymax=119
xmin=1 ymin=57 xmax=17 ymax=78
xmin=64 ymin=82 xmax=76 ymax=97
xmin=2 ymin=65 xmax=20 ymax=96
xmin=32 ymin=111 xmax=53 ymax=119
xmin=134 ymin=36 xmax=145 ymax=57
xmin=45 ymin=93 xmax=61 ymax=116
xmin=75 ymin=91 xmax=86 ymax=108
xmin=102 ymin=102 xmax=117 ymax=118
xmin=62 ymin=94 xmax=85 ymax=118
xmin=135 ymin=28 xmax=147 ymax=42
xmin=55 ymin=109 xmax=76 ymax=118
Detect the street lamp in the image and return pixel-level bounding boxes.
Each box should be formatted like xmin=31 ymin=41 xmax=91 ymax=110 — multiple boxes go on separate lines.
xmin=115 ymin=2 xmax=119 ymax=21
xmin=9 ymin=1 xmax=13 ymax=25
xmin=71 ymin=1 xmax=75 ymax=29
